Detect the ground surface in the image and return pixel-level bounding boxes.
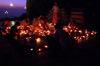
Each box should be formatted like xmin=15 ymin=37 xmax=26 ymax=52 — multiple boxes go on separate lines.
xmin=0 ymin=22 xmax=100 ymax=66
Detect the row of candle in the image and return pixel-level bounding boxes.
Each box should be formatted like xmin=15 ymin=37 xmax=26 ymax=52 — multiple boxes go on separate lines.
xmin=1 ymin=23 xmax=97 ymax=52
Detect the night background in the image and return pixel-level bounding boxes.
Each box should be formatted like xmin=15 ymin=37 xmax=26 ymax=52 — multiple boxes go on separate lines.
xmin=0 ymin=0 xmax=100 ymax=66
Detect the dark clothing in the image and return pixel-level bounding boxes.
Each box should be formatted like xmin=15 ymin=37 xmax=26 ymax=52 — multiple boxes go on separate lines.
xmin=10 ymin=26 xmax=19 ymax=37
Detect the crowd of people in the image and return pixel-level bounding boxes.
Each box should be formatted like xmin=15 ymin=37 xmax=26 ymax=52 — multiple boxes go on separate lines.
xmin=2 ymin=2 xmax=76 ymax=56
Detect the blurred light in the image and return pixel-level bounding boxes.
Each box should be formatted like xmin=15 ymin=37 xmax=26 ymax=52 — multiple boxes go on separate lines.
xmin=5 ymin=11 xmax=8 ymax=14
xmin=30 ymin=48 xmax=33 ymax=51
xmin=36 ymin=38 xmax=41 ymax=43
xmin=10 ymin=3 xmax=13 ymax=7
xmin=38 ymin=48 xmax=42 ymax=52
xmin=10 ymin=21 xmax=15 ymax=27
xmin=44 ymin=45 xmax=48 ymax=48
xmin=24 ymin=6 xmax=26 ymax=9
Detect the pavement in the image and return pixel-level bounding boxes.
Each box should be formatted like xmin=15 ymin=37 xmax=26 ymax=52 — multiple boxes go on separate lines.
xmin=0 ymin=27 xmax=100 ymax=66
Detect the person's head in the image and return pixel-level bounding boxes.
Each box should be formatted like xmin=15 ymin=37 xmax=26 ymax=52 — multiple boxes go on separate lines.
xmin=40 ymin=17 xmax=44 ymax=21
xmin=25 ymin=18 xmax=29 ymax=23
xmin=15 ymin=21 xmax=20 ymax=26
xmin=55 ymin=23 xmax=63 ymax=29
xmin=54 ymin=2 xmax=57 ymax=6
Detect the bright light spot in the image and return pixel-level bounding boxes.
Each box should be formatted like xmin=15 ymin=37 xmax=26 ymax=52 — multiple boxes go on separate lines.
xmin=30 ymin=48 xmax=33 ymax=51
xmin=5 ymin=11 xmax=8 ymax=14
xmin=10 ymin=21 xmax=15 ymax=27
xmin=36 ymin=38 xmax=41 ymax=43
xmin=24 ymin=6 xmax=26 ymax=9
xmin=44 ymin=45 xmax=48 ymax=48
xmin=38 ymin=48 xmax=42 ymax=52
xmin=10 ymin=3 xmax=13 ymax=7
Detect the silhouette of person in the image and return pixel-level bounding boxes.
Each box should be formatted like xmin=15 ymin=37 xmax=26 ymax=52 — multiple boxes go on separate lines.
xmin=54 ymin=23 xmax=75 ymax=52
xmin=10 ymin=21 xmax=20 ymax=37
xmin=2 ymin=17 xmax=10 ymax=28
xmin=50 ymin=2 xmax=59 ymax=24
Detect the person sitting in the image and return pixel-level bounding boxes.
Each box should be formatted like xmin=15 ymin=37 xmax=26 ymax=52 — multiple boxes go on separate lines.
xmin=2 ymin=17 xmax=10 ymax=28
xmin=10 ymin=21 xmax=20 ymax=37
xmin=20 ymin=17 xmax=29 ymax=28
xmin=44 ymin=17 xmax=49 ymax=30
xmin=54 ymin=23 xmax=75 ymax=52
xmin=68 ymin=20 xmax=76 ymax=29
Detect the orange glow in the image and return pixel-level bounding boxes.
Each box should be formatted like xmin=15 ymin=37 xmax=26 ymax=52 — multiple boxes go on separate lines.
xmin=78 ymin=30 xmax=82 ymax=34
xmin=44 ymin=45 xmax=48 ymax=48
xmin=74 ymin=30 xmax=77 ymax=32
xmin=94 ymin=31 xmax=97 ymax=34
xmin=86 ymin=34 xmax=89 ymax=36
xmin=70 ymin=29 xmax=73 ymax=32
xmin=82 ymin=36 xmax=86 ymax=38
xmin=30 ymin=48 xmax=33 ymax=51
xmin=91 ymin=32 xmax=94 ymax=35
xmin=36 ymin=38 xmax=41 ymax=43
xmin=38 ymin=48 xmax=42 ymax=52
xmin=74 ymin=36 xmax=77 ymax=39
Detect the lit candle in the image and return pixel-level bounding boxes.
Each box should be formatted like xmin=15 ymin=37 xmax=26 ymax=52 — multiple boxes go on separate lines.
xmin=91 ymin=32 xmax=94 ymax=35
xmin=70 ymin=29 xmax=73 ymax=32
xmin=38 ymin=48 xmax=42 ymax=52
xmin=82 ymin=36 xmax=86 ymax=38
xmin=74 ymin=30 xmax=77 ymax=32
xmin=44 ymin=45 xmax=48 ymax=48
xmin=36 ymin=38 xmax=41 ymax=43
xmin=86 ymin=33 xmax=89 ymax=36
xmin=30 ymin=48 xmax=33 ymax=51
xmin=78 ymin=30 xmax=82 ymax=34
xmin=26 ymin=38 xmax=30 ymax=42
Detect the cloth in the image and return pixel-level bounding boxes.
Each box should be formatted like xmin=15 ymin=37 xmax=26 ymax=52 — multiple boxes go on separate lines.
xmin=52 ymin=5 xmax=59 ymax=24
xmin=52 ymin=12 xmax=58 ymax=24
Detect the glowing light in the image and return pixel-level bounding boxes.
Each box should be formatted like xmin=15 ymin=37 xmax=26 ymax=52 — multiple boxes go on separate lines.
xmin=91 ymin=32 xmax=94 ymax=35
xmin=5 ymin=11 xmax=8 ymax=14
xmin=24 ymin=6 xmax=26 ymax=9
xmin=36 ymin=38 xmax=41 ymax=43
xmin=86 ymin=34 xmax=89 ymax=36
xmin=38 ymin=48 xmax=42 ymax=52
xmin=82 ymin=36 xmax=86 ymax=38
xmin=10 ymin=3 xmax=13 ymax=7
xmin=70 ymin=29 xmax=73 ymax=32
xmin=74 ymin=36 xmax=77 ymax=39
xmin=30 ymin=48 xmax=33 ymax=51
xmin=94 ymin=31 xmax=97 ymax=34
xmin=11 ymin=21 xmax=15 ymax=26
xmin=74 ymin=30 xmax=77 ymax=32
xmin=44 ymin=45 xmax=48 ymax=48
xmin=78 ymin=30 xmax=82 ymax=34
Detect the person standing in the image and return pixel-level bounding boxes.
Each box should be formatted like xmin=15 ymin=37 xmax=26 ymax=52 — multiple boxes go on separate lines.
xmin=50 ymin=2 xmax=59 ymax=24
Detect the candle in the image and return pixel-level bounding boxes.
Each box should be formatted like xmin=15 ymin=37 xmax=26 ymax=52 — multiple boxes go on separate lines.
xmin=82 ymin=36 xmax=86 ymax=38
xmin=78 ymin=30 xmax=82 ymax=34
xmin=91 ymin=32 xmax=94 ymax=35
xmin=70 ymin=29 xmax=73 ymax=32
xmin=74 ymin=30 xmax=77 ymax=32
xmin=44 ymin=45 xmax=48 ymax=48
xmin=38 ymin=48 xmax=42 ymax=52
xmin=30 ymin=48 xmax=33 ymax=51
xmin=36 ymin=38 xmax=41 ymax=43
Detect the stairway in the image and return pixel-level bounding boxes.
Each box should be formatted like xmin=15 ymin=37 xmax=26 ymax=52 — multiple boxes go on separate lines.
xmin=46 ymin=8 xmax=68 ymax=25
